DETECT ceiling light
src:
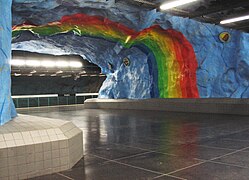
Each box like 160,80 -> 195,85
26,60 -> 41,67
160,0 -> 198,10
125,36 -> 131,44
56,61 -> 69,67
56,70 -> 63,74
41,60 -> 56,67
30,70 -> 36,74
79,71 -> 86,74
51,74 -> 57,77
14,73 -> 21,76
27,74 -> 33,77
220,15 -> 249,24
39,74 -> 46,77
69,61 -> 83,68
62,75 -> 72,78
10,59 -> 25,66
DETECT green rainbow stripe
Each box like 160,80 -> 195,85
12,13 -> 199,98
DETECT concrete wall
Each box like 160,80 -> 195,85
84,99 -> 249,116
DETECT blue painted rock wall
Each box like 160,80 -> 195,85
11,1 -> 249,99
0,0 -> 17,125
150,12 -> 249,98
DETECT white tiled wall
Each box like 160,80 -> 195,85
0,114 -> 83,180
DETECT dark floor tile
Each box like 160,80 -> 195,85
153,175 -> 186,180
118,152 -> 202,174
159,144 -> 233,160
85,143 -> 148,160
213,150 -> 249,168
18,106 -> 249,180
199,138 -> 249,150
171,162 -> 249,180
123,138 -> 168,151
30,173 -> 70,180
61,160 -> 160,180
73,154 -> 107,168
223,130 -> 249,141
197,126 -> 249,140
124,138 -> 233,160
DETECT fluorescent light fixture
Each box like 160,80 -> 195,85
26,60 -> 41,67
79,71 -> 86,74
39,74 -> 46,77
41,60 -> 56,67
125,36 -> 131,44
14,73 -> 21,76
220,15 -> 249,24
69,61 -> 83,68
51,74 -> 57,77
160,0 -> 198,10
56,61 -> 69,67
62,75 -> 72,78
56,70 -> 63,74
27,74 -> 33,77
30,70 -> 36,74
10,59 -> 25,66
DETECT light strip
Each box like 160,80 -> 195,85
14,73 -> 21,76
26,60 -> 41,67
56,61 -> 69,67
10,59 -> 83,68
220,15 -> 249,24
69,61 -> 83,68
76,93 -> 99,97
41,60 -> 56,67
12,94 -> 58,99
160,0 -> 198,10
10,59 -> 25,66
12,93 -> 98,98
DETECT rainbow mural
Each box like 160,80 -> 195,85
12,13 -> 199,98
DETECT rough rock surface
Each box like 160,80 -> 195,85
0,0 -> 17,125
11,0 -> 249,99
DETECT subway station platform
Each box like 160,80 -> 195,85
16,104 -> 249,180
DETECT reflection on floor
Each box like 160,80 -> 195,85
17,105 -> 249,180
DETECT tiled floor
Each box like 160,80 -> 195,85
17,105 -> 249,180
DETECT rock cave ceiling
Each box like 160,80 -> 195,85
12,0 -> 249,32
10,0 -> 249,99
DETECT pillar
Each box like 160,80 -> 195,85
0,0 -> 17,125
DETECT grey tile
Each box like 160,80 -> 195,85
18,106 -> 249,180
73,155 -> 106,168
124,138 -> 233,160
62,159 -> 160,180
159,144 -> 234,160
172,162 -> 249,180
199,138 -> 249,150
30,173 -> 70,180
118,152 -> 202,174
223,130 -> 249,141
213,150 -> 249,168
85,143 -> 148,160
153,175 -> 186,180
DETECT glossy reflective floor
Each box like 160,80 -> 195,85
18,105 -> 249,180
